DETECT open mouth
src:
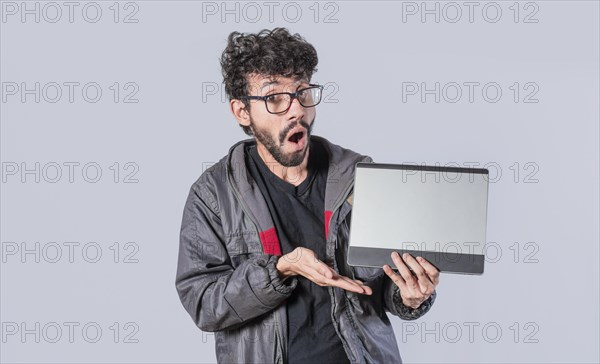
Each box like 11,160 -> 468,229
288,131 -> 305,144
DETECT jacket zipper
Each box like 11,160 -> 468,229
326,178 -> 361,363
326,157 -> 371,363
226,168 -> 288,363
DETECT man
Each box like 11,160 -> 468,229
176,28 -> 440,364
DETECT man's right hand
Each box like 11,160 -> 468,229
275,247 -> 372,295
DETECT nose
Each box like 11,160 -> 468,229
286,96 -> 305,121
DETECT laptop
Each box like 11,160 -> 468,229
347,162 -> 489,275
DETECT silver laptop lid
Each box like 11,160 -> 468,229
347,162 -> 489,274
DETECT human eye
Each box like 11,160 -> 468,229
297,87 -> 313,101
265,93 -> 285,104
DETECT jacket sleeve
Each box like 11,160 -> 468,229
382,275 -> 436,320
175,183 -> 298,332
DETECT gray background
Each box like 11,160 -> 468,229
1,1 -> 598,363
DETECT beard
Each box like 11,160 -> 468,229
249,116 -> 315,167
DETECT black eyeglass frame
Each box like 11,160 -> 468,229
238,84 -> 324,114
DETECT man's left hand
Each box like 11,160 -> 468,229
383,252 -> 440,309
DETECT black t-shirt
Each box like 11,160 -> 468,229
245,138 -> 350,364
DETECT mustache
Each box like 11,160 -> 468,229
280,119 -> 312,143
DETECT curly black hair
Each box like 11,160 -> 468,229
220,28 -> 319,136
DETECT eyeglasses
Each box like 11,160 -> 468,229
239,84 -> 324,114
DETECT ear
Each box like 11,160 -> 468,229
230,99 -> 251,128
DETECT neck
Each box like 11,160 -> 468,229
256,143 -> 310,187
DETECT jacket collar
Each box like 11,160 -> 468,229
225,134 -> 372,255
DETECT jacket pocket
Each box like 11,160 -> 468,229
223,229 -> 263,268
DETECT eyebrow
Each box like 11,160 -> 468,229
260,79 -> 280,90
259,78 -> 305,91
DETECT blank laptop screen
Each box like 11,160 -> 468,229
347,162 -> 489,274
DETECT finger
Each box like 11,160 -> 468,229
301,265 -> 330,285
402,253 -> 427,279
391,252 -> 418,290
322,267 -> 334,279
351,278 -> 373,295
352,279 -> 368,287
336,274 -> 360,288
402,253 -> 433,294
331,274 -> 369,292
302,266 -> 366,294
383,264 -> 406,290
326,275 -> 369,294
416,256 -> 441,286
337,275 -> 373,295
308,259 -> 334,279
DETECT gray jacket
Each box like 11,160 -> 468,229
176,135 -> 436,364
